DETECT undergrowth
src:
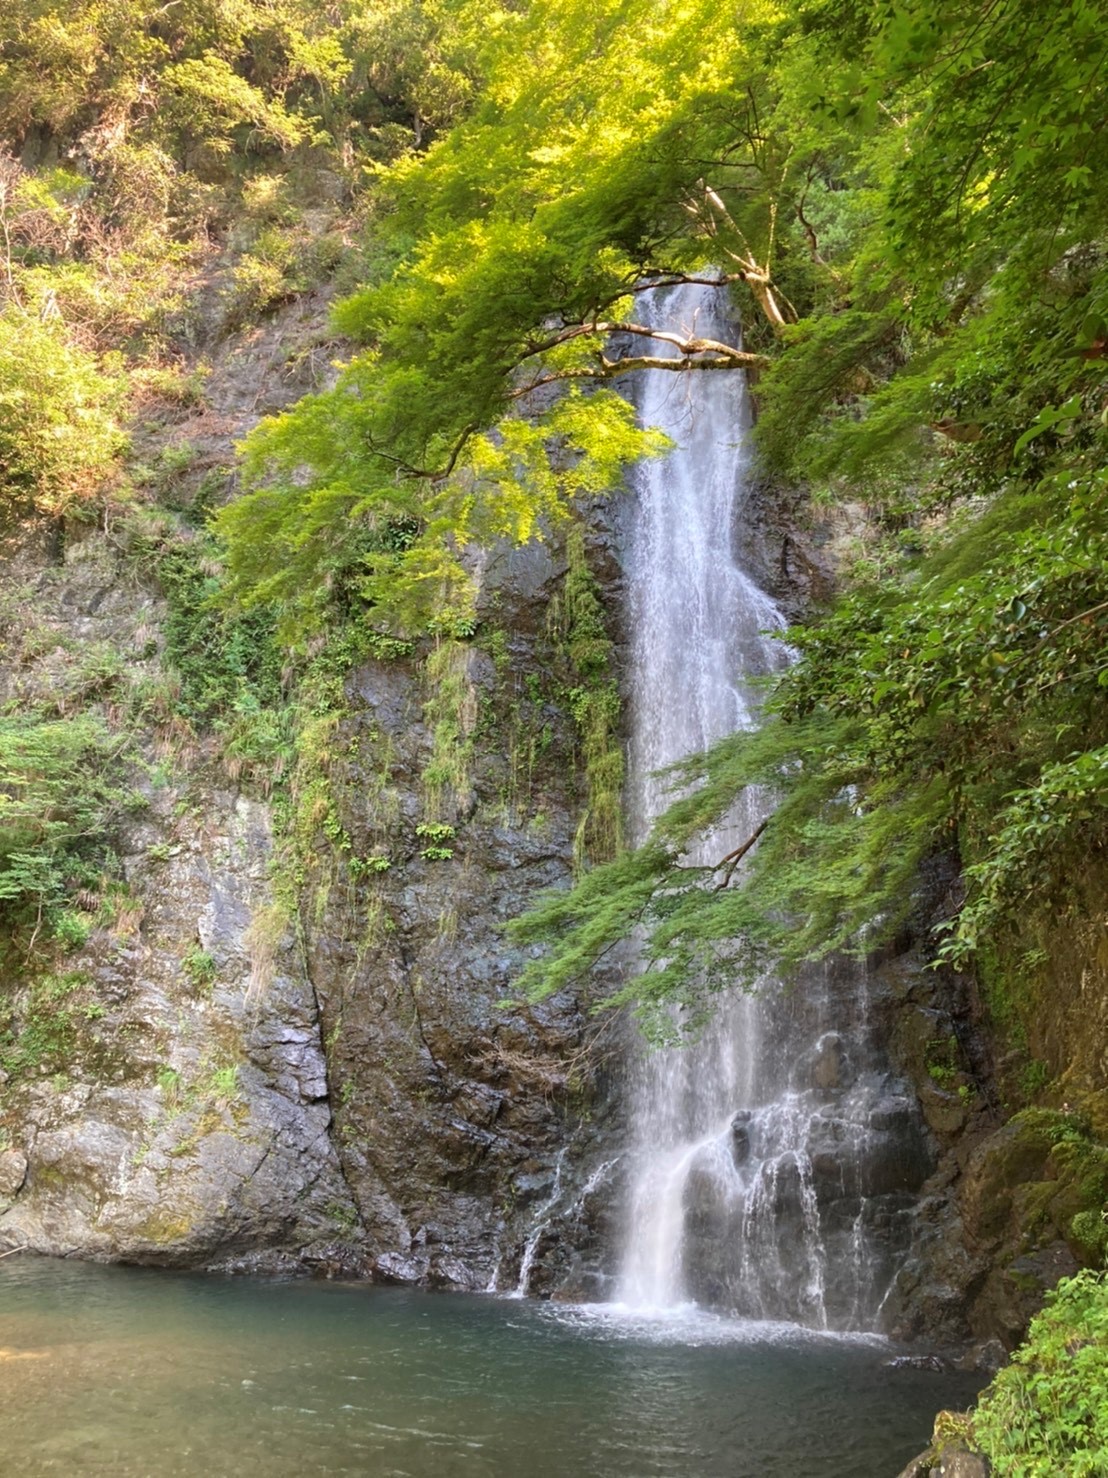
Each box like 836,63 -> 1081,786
972,1271 -> 1108,1475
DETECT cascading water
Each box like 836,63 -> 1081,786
513,1148 -> 569,1297
616,282 -> 926,1329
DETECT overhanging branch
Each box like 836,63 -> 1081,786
375,313 -> 768,483
712,818 -> 769,890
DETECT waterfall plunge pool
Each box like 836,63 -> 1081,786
2,1258 -> 983,1476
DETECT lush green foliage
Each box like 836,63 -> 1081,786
0,0 -> 493,524
156,534 -> 292,786
0,714 -> 124,930
498,0 -> 1108,1028
220,375 -> 666,640
972,1272 -> 1108,1475
0,312 -> 125,512
0,0 -> 469,948
0,0 -> 486,164
215,0 -> 789,637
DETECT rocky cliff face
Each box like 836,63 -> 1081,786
0,521 -> 355,1269
295,536 -> 623,1291
0,267 -> 620,1284
0,258 -> 367,1268
0,470 -> 1050,1347
856,863 -> 1108,1360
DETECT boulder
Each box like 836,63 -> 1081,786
0,1147 -> 28,1199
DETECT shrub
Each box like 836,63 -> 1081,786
181,945 -> 216,991
0,714 -> 124,930
0,312 -> 125,513
973,1272 -> 1108,1475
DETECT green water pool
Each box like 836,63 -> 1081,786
0,1257 -> 981,1476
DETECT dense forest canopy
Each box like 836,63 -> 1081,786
0,0 -> 1105,1036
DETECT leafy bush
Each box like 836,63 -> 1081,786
181,945 -> 216,992
152,534 -> 292,785
0,714 -> 124,929
0,312 -> 125,513
222,226 -> 306,326
52,909 -> 92,951
973,1272 -> 1108,1475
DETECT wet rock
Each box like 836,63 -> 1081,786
894,1455 -> 933,1478
729,1111 -> 752,1167
530,1153 -> 625,1300
886,1211 -> 992,1347
955,1339 -> 1007,1375
375,1250 -> 430,1284
959,1122 -> 1055,1244
474,539 -> 563,624
935,1450 -> 989,1477
300,1241 -> 373,1279
870,1098 -> 920,1135
0,276 -> 618,1290
969,1243 -> 1080,1348
919,1083 -> 970,1137
809,1033 -> 849,1090
297,527 -> 622,1295
885,1353 -> 951,1372
429,1254 -> 481,1289
733,473 -> 855,623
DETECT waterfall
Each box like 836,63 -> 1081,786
616,282 -> 923,1329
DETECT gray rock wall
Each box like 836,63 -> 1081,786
0,514 -> 620,1288
0,532 -> 355,1267
298,539 -> 622,1291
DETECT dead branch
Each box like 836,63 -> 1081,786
691,181 -> 798,331
519,317 -> 762,364
796,192 -> 827,267
510,348 -> 767,401
712,818 -> 768,890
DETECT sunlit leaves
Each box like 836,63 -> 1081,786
0,312 -> 126,513
204,0 -> 1108,1026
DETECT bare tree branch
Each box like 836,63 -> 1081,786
509,350 -> 766,402
712,818 -> 769,891
689,180 -> 798,330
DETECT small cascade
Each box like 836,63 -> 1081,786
577,1156 -> 621,1204
505,1153 -> 622,1300
484,1228 -> 506,1293
617,282 -> 925,1329
513,1149 -> 569,1297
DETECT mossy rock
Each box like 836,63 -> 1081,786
137,1208 -> 198,1245
966,1110 -> 1108,1266
1069,1207 -> 1108,1261
1011,1179 -> 1062,1246
962,1122 -> 1055,1243
1075,1088 -> 1108,1140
